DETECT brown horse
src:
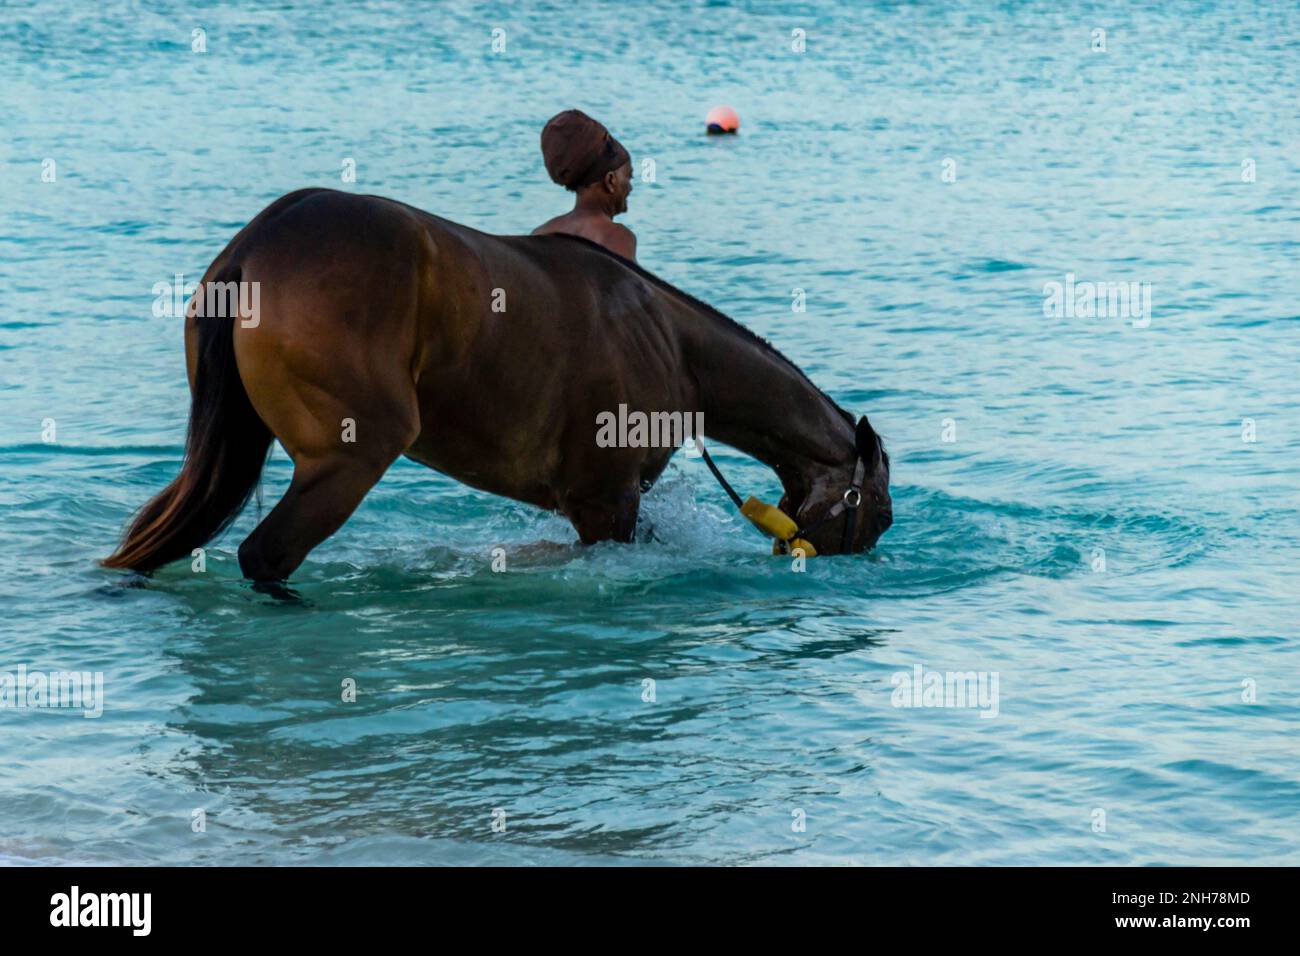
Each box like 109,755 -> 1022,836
103,188 -> 891,581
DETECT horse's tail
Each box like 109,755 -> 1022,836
102,266 -> 273,573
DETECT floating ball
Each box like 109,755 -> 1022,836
705,105 -> 740,135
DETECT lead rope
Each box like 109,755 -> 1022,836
698,442 -> 865,551
698,445 -> 744,510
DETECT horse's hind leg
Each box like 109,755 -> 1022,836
237,453 -> 395,582
230,266 -> 420,581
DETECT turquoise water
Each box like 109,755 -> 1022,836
2,1 -> 1299,865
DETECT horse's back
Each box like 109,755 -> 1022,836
199,189 -> 683,498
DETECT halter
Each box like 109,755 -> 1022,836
699,445 -> 866,556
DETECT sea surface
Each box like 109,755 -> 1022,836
1,0 -> 1298,865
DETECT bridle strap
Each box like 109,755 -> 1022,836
840,455 -> 866,551
786,455 -> 866,551
700,443 -> 865,551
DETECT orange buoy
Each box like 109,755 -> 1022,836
705,106 -> 739,135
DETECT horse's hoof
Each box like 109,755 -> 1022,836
250,579 -> 305,604
94,571 -> 150,597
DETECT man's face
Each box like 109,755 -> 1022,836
610,162 -> 633,214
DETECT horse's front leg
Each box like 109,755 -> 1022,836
560,483 -> 641,545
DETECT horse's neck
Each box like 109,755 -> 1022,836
680,309 -> 854,494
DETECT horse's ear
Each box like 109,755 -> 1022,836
855,416 -> 880,467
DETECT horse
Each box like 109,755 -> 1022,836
102,188 -> 891,582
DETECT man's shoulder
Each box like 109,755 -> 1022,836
599,221 -> 637,259
531,215 -> 569,236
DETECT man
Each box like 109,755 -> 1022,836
533,109 -> 637,260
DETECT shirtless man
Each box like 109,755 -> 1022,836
532,109 -> 637,261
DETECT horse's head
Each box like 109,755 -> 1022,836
776,416 -> 892,556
